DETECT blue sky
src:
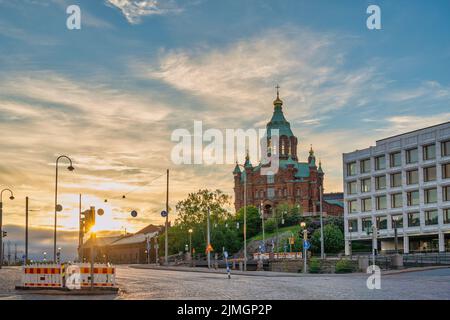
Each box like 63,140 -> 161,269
0,0 -> 449,259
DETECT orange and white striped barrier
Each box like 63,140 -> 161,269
19,263 -> 116,289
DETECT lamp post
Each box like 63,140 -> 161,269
188,228 -> 193,256
348,226 -> 353,258
300,222 -> 308,274
236,163 -> 248,271
259,202 -> 265,243
54,155 -> 75,262
0,188 -> 14,269
319,185 -> 324,259
393,216 -> 399,254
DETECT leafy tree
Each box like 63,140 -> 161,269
264,218 -> 277,233
235,205 -> 261,238
310,224 -> 344,254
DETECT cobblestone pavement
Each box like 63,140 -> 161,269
1,266 -> 449,300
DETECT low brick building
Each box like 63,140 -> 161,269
80,224 -> 163,264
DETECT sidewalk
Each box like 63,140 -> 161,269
129,264 -> 449,277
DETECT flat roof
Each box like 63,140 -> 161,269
376,121 -> 450,143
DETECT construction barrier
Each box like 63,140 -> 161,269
22,264 -> 64,288
20,263 -> 116,289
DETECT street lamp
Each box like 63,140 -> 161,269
0,188 -> 14,269
54,155 -> 75,262
188,228 -> 193,256
393,216 -> 399,254
236,163 -> 248,272
348,226 -> 353,258
300,222 -> 307,274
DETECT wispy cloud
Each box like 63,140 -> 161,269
106,0 -> 184,24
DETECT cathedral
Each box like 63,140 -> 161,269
233,89 -> 343,217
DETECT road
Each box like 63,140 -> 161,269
0,266 -> 449,300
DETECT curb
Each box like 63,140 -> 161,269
382,266 -> 450,276
129,265 -> 364,277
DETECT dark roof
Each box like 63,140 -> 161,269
136,224 -> 163,235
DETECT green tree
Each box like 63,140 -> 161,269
235,205 -> 261,238
310,224 -> 344,254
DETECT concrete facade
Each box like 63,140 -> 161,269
343,122 -> 450,254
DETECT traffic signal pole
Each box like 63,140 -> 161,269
164,169 -> 169,265
25,197 -> 29,264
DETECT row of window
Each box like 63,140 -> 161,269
347,163 -> 450,194
348,208 -> 450,233
346,140 -> 450,176
347,186 -> 450,213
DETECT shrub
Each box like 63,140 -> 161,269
308,257 -> 321,273
335,259 -> 353,273
264,218 -> 277,233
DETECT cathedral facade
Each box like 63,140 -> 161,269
233,90 -> 343,217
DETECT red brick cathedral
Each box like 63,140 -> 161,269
233,89 -> 343,217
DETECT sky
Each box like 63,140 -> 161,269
0,0 -> 449,260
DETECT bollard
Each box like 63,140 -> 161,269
239,261 -> 243,271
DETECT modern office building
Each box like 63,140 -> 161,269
343,122 -> 450,254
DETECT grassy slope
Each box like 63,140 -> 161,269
249,225 -> 301,242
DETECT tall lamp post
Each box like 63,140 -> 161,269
54,155 -> 75,262
300,222 -> 308,274
0,188 -> 14,269
235,163 -> 248,271
348,226 -> 353,258
188,228 -> 193,257
393,216 -> 399,254
319,185 -> 324,259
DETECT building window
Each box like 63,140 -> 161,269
362,198 -> 372,212
347,162 -> 357,176
255,191 -> 258,199
443,186 -> 450,202
347,200 -> 359,214
390,151 -> 401,167
425,210 -> 438,226
390,172 -> 402,188
375,155 -> 386,170
424,188 -> 437,204
423,166 -> 436,182
361,178 -> 371,193
442,140 -> 450,157
362,218 -> 372,232
267,188 -> 274,199
267,175 -> 274,184
348,219 -> 358,232
406,169 -> 419,185
406,148 -> 418,164
407,190 -> 420,206
442,163 -> 450,179
408,212 -> 420,227
391,193 -> 403,208
376,195 -> 387,210
444,209 -> 450,224
347,181 -> 357,194
423,144 -> 436,161
376,216 -> 387,230
375,175 -> 386,190
391,214 -> 403,228
360,159 -> 371,174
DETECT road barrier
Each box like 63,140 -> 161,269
19,263 -> 116,289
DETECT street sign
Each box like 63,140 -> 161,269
303,240 -> 311,250
206,243 -> 214,253
161,210 -> 168,218
131,210 -> 138,217
224,251 -> 228,259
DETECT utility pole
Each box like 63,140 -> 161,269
14,243 -> 17,265
78,194 -> 83,262
207,207 -> 211,269
319,185 -> 324,259
164,169 -> 169,265
243,174 -> 247,272
25,197 -> 29,263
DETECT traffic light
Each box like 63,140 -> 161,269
81,207 -> 96,233
2,231 -> 6,238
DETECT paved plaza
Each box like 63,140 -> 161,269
0,266 -> 449,300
